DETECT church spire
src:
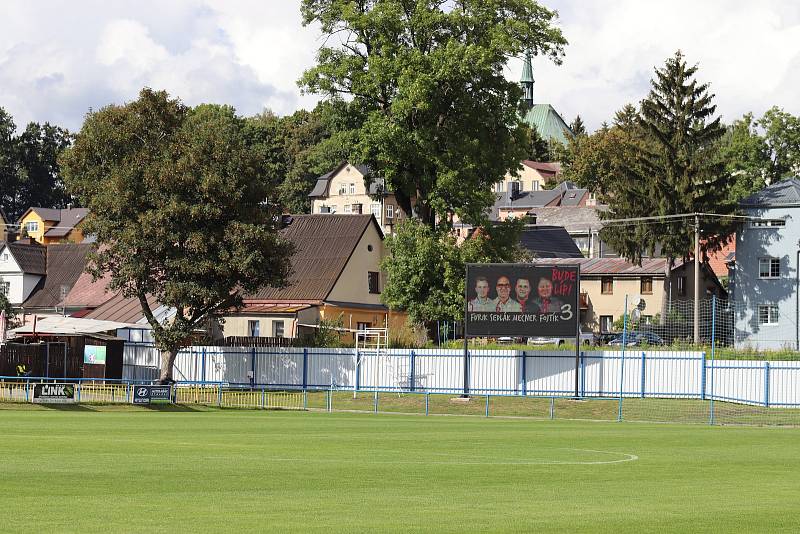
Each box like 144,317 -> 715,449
520,52 -> 534,108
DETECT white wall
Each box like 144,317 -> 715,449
122,345 -> 800,408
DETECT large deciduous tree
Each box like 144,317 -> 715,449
758,106 -> 800,181
381,219 -> 526,325
61,89 -> 294,382
300,0 -> 567,227
0,108 -> 72,220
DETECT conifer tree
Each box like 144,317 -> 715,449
569,115 -> 587,136
598,51 -> 733,265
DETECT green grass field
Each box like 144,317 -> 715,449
2,404 -> 799,533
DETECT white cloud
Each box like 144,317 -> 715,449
0,0 -> 798,133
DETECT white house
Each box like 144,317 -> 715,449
0,241 -> 47,305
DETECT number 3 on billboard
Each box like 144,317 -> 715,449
560,304 -> 573,321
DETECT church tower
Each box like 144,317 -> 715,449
520,52 -> 534,109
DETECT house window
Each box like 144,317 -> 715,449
677,276 -> 686,297
510,181 -> 521,198
319,205 -> 331,214
370,203 -> 381,218
343,204 -> 352,214
0,280 -> 9,296
758,305 -> 779,325
759,257 -> 781,278
601,277 -> 613,295
368,271 -> 380,294
349,183 -> 356,194
531,181 -> 540,191
26,221 -> 39,233
352,203 -> 362,214
386,205 -> 394,219
1,253 -> 8,261
496,182 -> 504,192
338,183 -> 347,195
641,277 -> 653,295
272,320 -> 285,338
600,315 -> 613,333
248,320 -> 260,337
357,322 -> 371,330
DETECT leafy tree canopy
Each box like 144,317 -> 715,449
300,0 -> 567,227
61,88 -> 294,382
0,107 -> 72,220
245,101 -> 358,214
380,218 -> 527,325
758,106 -> 800,181
717,113 -> 770,202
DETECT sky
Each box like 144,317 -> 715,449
1,0 -> 799,133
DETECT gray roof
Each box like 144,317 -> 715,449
4,241 -> 47,275
527,206 -> 607,233
741,178 -> 800,207
308,162 -> 388,198
22,244 -> 93,308
519,226 -> 584,258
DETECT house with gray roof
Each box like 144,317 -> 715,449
308,162 -> 405,235
0,240 -> 92,314
731,178 -> 800,349
18,207 -> 89,245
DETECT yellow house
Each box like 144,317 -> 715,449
224,214 -> 408,343
530,257 -> 726,333
18,207 -> 88,245
308,162 -> 408,235
0,209 -> 8,242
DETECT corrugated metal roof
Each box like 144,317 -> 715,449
83,292 -> 161,324
521,104 -> 574,145
247,214 -> 378,301
238,303 -> 314,314
740,178 -> 800,207
63,270 -> 114,308
11,316 -> 137,335
7,242 -> 47,275
528,257 -> 672,277
22,243 -> 93,308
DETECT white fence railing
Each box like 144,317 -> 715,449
123,345 -> 800,407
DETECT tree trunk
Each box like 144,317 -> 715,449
157,348 -> 178,384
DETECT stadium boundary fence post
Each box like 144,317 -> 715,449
618,295 -> 628,423
549,397 -> 554,419
374,390 -> 378,413
709,295 -> 716,425
302,348 -> 308,391
425,392 -> 429,416
520,351 -> 527,396
764,361 -> 770,408
485,395 -> 490,417
640,351 -> 646,398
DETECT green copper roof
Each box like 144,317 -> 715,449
522,104 -> 574,145
520,53 -> 534,84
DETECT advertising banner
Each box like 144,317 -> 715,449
32,383 -> 76,404
465,263 -> 579,337
84,345 -> 107,365
133,385 -> 172,404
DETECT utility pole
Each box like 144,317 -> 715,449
694,213 -> 700,345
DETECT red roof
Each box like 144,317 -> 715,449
522,160 -> 561,174
63,270 -> 114,308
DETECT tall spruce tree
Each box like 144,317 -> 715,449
569,115 -> 587,136
598,51 -> 733,266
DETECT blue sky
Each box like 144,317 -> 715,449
1,0 -> 799,132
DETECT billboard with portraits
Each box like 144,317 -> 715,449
465,263 -> 579,337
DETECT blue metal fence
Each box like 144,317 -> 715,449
120,344 -> 800,408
